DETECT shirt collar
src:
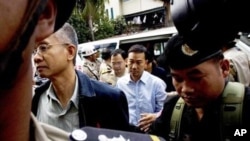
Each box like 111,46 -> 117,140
140,71 -> 149,84
45,75 -> 79,109
71,75 -> 79,109
127,71 -> 148,84
46,84 -> 56,101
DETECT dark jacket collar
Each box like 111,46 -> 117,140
35,70 -> 96,98
75,70 -> 96,97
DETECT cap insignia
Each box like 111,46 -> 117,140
181,44 -> 198,56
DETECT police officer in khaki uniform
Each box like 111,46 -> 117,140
99,48 -> 112,76
99,48 -> 116,85
100,70 -> 117,86
80,45 -> 100,80
222,41 -> 250,86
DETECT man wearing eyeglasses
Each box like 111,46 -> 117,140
32,23 -> 130,133
100,49 -> 129,86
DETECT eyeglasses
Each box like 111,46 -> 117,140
112,62 -> 123,66
33,43 -> 69,55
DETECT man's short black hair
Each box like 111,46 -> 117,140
101,48 -> 112,60
128,44 -> 147,57
145,51 -> 154,63
111,49 -> 127,60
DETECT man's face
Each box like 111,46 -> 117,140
92,52 -> 98,61
87,52 -> 98,62
95,50 -> 100,58
127,52 -> 147,81
170,59 -> 229,107
0,1 -> 27,52
111,54 -> 127,77
33,34 -> 70,79
0,0 -> 58,89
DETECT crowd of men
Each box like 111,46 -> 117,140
1,0 -> 250,141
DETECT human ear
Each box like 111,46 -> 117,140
67,45 -> 76,61
34,0 -> 57,42
124,58 -> 128,67
220,59 -> 230,77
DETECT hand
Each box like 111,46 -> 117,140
138,113 -> 158,132
168,91 -> 178,96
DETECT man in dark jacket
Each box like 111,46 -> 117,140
145,51 -> 175,92
149,34 -> 250,141
32,23 -> 129,132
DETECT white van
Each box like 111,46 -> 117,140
78,26 -> 178,58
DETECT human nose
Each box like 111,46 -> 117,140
33,52 -> 43,63
114,65 -> 120,70
131,63 -> 138,69
181,81 -> 194,94
113,63 -> 120,67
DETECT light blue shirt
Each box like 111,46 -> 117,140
116,71 -> 167,126
37,75 -> 79,132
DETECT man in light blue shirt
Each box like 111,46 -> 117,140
116,44 -> 167,133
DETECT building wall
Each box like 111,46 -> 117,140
122,0 -> 163,15
105,0 -> 122,19
105,0 -> 163,19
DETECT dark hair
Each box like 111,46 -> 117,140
111,49 -> 127,60
224,41 -> 236,50
55,23 -> 78,65
211,52 -> 224,63
128,44 -> 147,55
145,51 -> 154,63
101,48 -> 112,60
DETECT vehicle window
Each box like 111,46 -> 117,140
78,26 -> 177,59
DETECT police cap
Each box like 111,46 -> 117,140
54,0 -> 78,31
170,0 -> 250,50
165,34 -> 222,69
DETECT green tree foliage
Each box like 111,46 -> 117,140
68,0 -> 128,43
68,9 -> 91,43
94,17 -> 115,40
111,16 -> 127,35
77,0 -> 109,40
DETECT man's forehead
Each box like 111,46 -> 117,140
112,53 -> 122,58
111,58 -> 123,62
171,61 -> 209,76
171,69 -> 202,78
128,52 -> 145,58
128,57 -> 144,61
40,34 -> 58,44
